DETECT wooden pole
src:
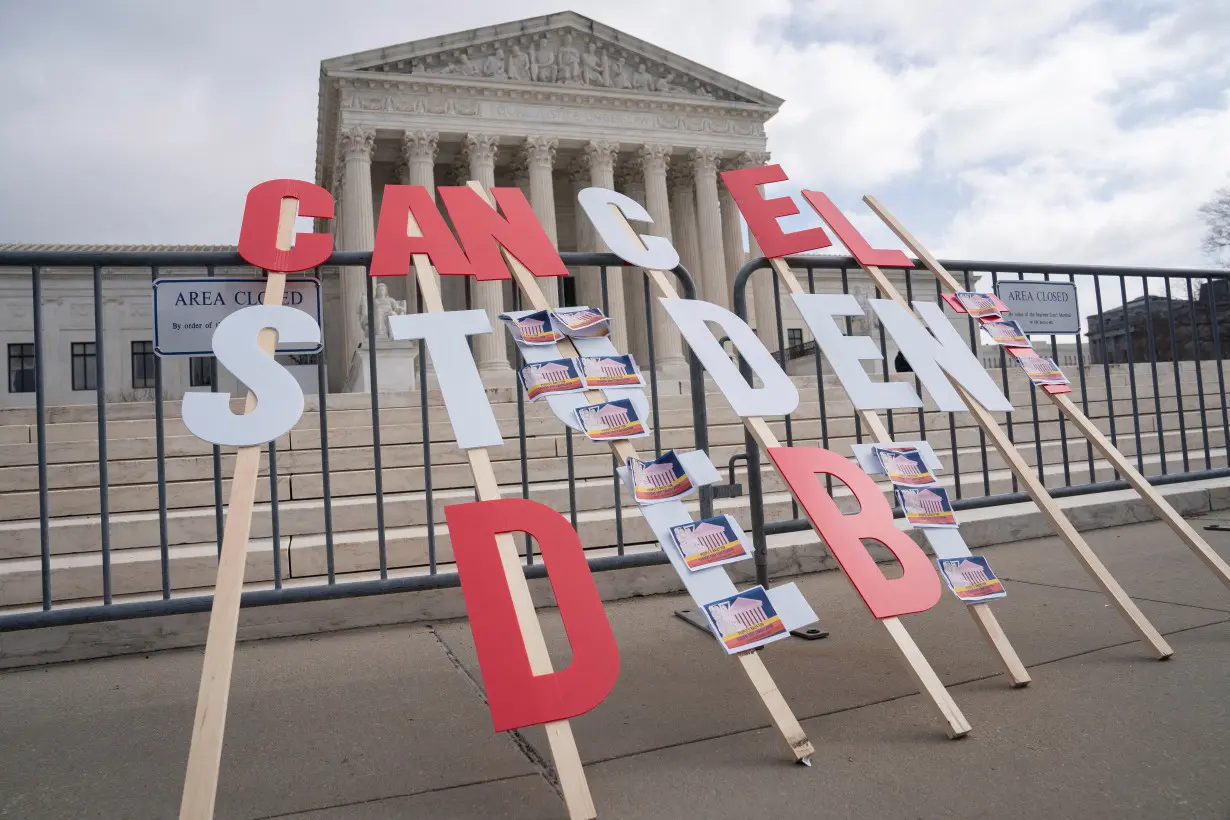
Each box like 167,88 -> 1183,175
762,257 -> 1030,687
179,197 -> 298,820
408,204 -> 597,819
467,184 -> 817,765
857,195 -> 1175,658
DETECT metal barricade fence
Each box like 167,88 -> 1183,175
733,255 -> 1230,589
0,250 -> 711,631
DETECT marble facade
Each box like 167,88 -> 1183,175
315,11 -> 783,390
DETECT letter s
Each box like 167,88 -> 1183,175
182,305 -> 320,446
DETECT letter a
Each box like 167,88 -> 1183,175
445,498 -> 620,732
767,447 -> 940,618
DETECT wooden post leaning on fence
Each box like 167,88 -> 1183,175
467,182 -> 818,765
403,199 -> 598,820
852,195 -> 1175,658
179,197 -> 297,820
865,196 -> 1230,595
761,254 -> 1031,689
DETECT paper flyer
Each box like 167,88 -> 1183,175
954,291 -> 1008,320
499,310 -> 563,345
1014,352 -> 1069,386
580,354 -> 644,389
668,514 -> 752,571
897,486 -> 958,528
551,306 -> 611,338
701,585 -> 790,654
873,445 -> 938,487
938,556 -> 1007,603
575,398 -> 649,441
627,450 -> 694,504
519,358 -> 585,401
980,319 -> 1031,348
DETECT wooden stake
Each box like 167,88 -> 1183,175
859,196 -> 1175,658
466,183 -> 816,766
763,258 -> 1030,689
179,197 -> 298,820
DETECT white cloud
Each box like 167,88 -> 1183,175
0,0 -> 1226,269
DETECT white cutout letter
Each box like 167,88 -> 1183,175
871,299 -> 1014,413
389,310 -> 503,449
183,305 -> 319,446
661,298 -> 798,417
792,293 -> 922,410
579,187 -> 680,271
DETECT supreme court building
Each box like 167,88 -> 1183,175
0,11 -> 836,408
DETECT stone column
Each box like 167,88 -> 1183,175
399,130 -> 439,312
463,133 -> 511,380
580,140 -> 626,351
615,161 -> 648,364
639,144 -> 687,375
719,160 -> 748,312
338,127 -> 376,380
737,152 -> 779,349
691,148 -> 727,309
522,137 -> 561,308
668,164 -> 702,296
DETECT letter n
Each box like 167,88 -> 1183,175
767,447 -> 940,618
444,498 -> 620,731
438,186 -> 570,281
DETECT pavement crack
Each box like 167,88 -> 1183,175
1001,576 -> 1230,614
425,624 -> 565,803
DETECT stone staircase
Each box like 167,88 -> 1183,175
0,361 -> 1226,612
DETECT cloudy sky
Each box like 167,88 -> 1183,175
1,0 -> 1227,270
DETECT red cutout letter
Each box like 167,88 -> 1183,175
801,191 -> 912,269
238,179 -> 335,273
371,185 -> 474,278
438,186 -> 570,281
445,498 -> 620,732
720,164 -> 833,257
767,447 -> 940,618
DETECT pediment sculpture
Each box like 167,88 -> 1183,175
366,29 -> 738,101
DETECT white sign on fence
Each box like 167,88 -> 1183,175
152,277 -> 323,356
993,280 -> 1080,335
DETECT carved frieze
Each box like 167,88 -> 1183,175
360,27 -> 744,102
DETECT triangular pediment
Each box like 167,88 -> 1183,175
321,11 -> 781,107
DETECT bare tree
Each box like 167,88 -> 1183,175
1199,186 -> 1230,268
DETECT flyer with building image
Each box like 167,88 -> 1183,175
701,585 -> 789,654
668,514 -> 752,571
938,556 -> 1007,603
580,354 -> 644,388
626,450 -> 694,504
954,291 -> 1009,320
551,306 -> 610,338
575,398 -> 649,441
897,486 -> 958,528
980,319 -> 1031,348
1014,352 -> 1069,386
499,310 -> 563,344
519,358 -> 585,401
873,445 -> 938,487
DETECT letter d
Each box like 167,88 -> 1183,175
182,305 -> 319,446
445,498 -> 620,732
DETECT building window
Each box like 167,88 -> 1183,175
787,328 -> 803,350
71,342 -> 97,391
7,343 -> 36,393
189,356 -> 212,388
131,341 -> 155,389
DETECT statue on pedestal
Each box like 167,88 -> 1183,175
359,281 -> 408,342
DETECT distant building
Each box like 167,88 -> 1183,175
1085,280 -> 1230,365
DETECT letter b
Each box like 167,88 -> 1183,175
768,447 -> 940,618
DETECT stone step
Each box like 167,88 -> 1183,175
0,421 -> 1220,567
0,404 -> 1211,521
2,443 -> 1219,607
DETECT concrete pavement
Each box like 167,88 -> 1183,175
2,514 -> 1228,819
